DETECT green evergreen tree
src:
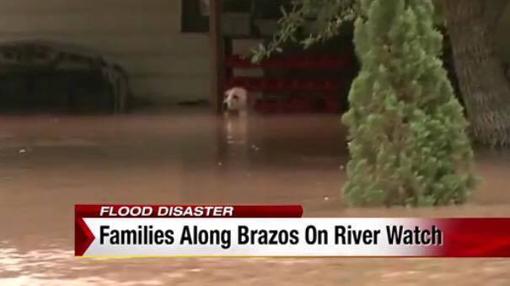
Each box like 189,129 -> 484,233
342,0 -> 476,206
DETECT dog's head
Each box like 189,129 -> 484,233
223,87 -> 248,112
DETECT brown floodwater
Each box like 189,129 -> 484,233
0,109 -> 509,285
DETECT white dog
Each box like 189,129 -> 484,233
223,87 -> 249,116
220,87 -> 263,169
222,87 -> 250,148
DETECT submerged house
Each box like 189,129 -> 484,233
0,0 -> 509,113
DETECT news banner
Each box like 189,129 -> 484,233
75,205 -> 510,257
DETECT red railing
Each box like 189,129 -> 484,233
224,53 -> 353,113
225,54 -> 353,69
226,77 -> 344,93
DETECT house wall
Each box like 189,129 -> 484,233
497,4 -> 510,63
0,0 -> 211,105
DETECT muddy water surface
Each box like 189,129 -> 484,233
0,111 -> 509,285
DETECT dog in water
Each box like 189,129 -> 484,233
222,87 -> 251,146
222,87 -> 250,117
220,87 -> 262,169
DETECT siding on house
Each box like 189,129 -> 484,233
0,0 -> 212,105
497,4 -> 510,63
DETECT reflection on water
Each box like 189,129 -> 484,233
1,111 -> 510,285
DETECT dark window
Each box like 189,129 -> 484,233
181,0 -> 210,33
180,0 -> 290,34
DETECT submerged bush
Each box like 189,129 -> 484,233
342,0 -> 476,207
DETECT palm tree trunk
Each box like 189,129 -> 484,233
443,0 -> 510,146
